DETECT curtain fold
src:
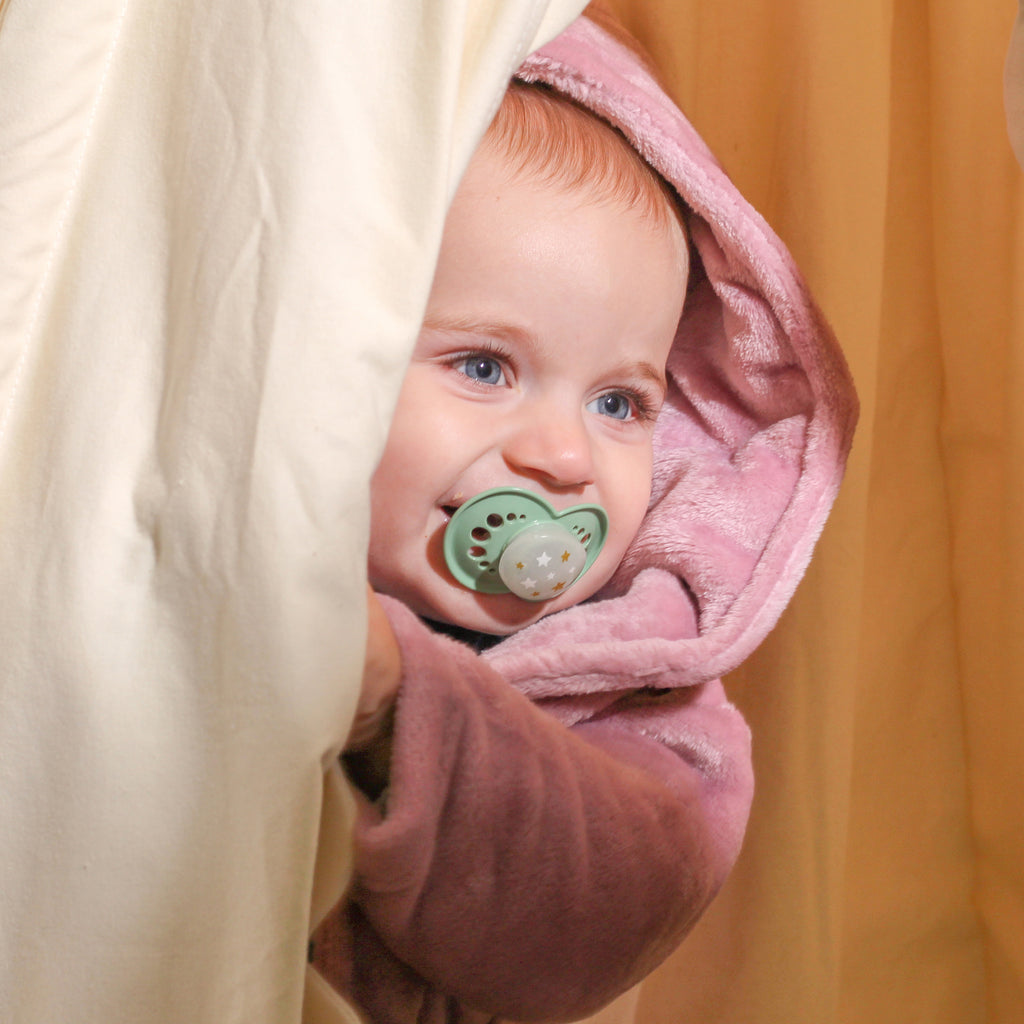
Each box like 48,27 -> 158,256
587,2 -> 1024,1021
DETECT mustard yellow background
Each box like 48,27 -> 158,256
584,1 -> 1024,1021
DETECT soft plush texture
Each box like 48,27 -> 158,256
494,16 -> 858,692
310,12 -> 857,1024
315,599 -> 752,1022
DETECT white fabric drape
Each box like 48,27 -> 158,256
0,2 -> 584,1020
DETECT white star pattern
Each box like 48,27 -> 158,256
494,519 -> 597,601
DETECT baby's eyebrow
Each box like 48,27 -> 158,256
424,314 -> 668,391
620,360 -> 668,392
422,314 -> 531,346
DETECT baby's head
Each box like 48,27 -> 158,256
369,81 -> 689,635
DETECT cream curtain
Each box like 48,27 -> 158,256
577,1 -> 1024,1022
0,2 -> 585,1020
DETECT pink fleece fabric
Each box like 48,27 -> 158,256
311,14 -> 857,1024
493,18 -> 857,691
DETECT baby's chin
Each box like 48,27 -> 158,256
374,573 -> 592,638
410,586 -> 561,637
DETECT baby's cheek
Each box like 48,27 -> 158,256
615,455 -> 655,544
559,545 -> 624,610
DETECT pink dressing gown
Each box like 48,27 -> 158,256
310,13 -> 858,1023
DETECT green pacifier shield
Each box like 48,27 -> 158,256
443,487 -> 608,602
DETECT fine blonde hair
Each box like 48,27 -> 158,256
483,80 -> 685,235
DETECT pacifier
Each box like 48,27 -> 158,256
443,487 -> 608,602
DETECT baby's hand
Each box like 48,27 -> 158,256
344,584 -> 402,752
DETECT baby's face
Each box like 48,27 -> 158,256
369,141 -> 688,634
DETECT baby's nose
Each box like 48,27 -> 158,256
503,404 -> 595,490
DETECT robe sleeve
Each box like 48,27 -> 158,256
312,595 -> 753,1023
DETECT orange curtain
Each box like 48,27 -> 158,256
584,1 -> 1024,1021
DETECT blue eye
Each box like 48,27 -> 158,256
587,392 -> 634,421
458,355 -> 506,386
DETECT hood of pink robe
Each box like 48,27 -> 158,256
485,15 -> 858,695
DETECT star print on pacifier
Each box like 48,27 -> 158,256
443,487 -> 608,602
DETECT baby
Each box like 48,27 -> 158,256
367,82 -> 688,640
311,10 -> 856,1024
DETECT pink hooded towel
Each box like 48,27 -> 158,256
310,12 -> 858,1023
